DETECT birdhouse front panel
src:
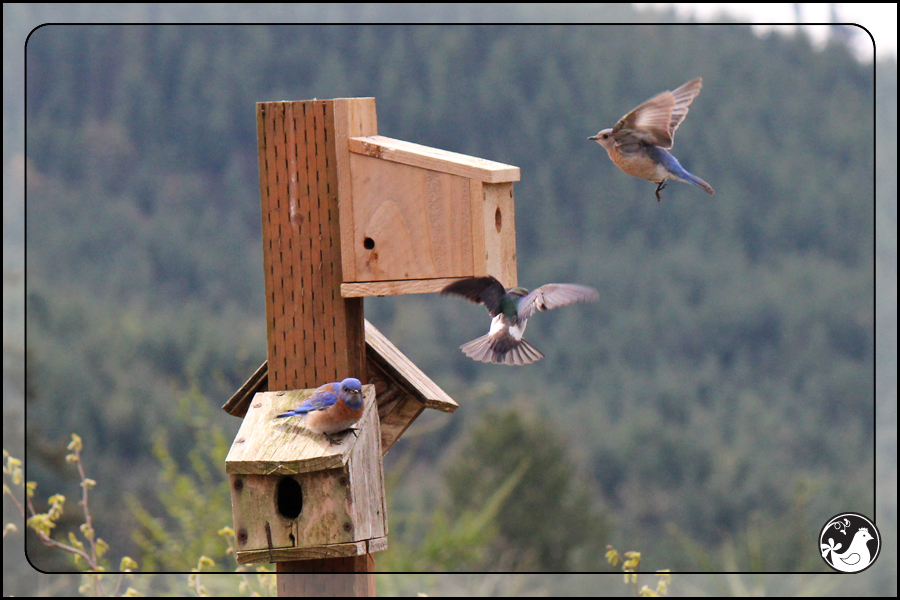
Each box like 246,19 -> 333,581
230,469 -> 355,553
349,154 -> 475,282
340,135 -> 519,297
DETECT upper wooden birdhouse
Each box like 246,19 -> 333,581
339,134 -> 520,298
226,384 -> 386,564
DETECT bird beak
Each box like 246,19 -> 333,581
588,134 -> 599,140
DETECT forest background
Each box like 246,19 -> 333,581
4,4 -> 896,597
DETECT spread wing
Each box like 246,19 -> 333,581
517,284 -> 599,321
611,78 -> 703,149
441,276 -> 508,317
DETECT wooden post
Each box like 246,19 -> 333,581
256,98 -> 377,595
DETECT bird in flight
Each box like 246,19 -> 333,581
589,77 -> 714,201
442,276 -> 599,366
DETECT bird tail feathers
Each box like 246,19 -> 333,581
275,409 -> 304,419
460,333 -> 545,366
682,171 -> 714,194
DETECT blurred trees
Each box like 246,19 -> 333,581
444,407 -> 610,571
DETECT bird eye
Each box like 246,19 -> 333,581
602,133 -> 609,139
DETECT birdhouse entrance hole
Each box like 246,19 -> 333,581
277,476 -> 303,520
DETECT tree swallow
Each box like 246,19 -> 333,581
442,276 -> 599,366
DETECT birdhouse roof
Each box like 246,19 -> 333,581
349,135 -> 520,183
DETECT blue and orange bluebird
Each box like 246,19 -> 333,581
275,378 -> 364,444
589,77 -> 714,201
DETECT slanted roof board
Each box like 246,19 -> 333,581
349,135 -> 520,184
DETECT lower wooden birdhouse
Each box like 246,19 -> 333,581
225,384 -> 387,564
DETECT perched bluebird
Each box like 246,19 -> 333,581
275,377 -> 364,444
589,77 -> 714,201
442,276 -> 600,366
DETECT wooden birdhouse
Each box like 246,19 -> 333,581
226,385 -> 386,563
339,131 -> 520,298
224,97 -> 517,581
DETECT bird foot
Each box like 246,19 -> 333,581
323,428 -> 360,445
323,432 -> 343,445
655,180 -> 667,202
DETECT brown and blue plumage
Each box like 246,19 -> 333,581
275,378 -> 364,444
589,78 -> 714,201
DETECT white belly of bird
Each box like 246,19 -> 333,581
488,314 -> 527,340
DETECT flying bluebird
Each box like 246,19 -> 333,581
589,77 -> 714,201
275,377 -> 364,444
442,276 -> 600,366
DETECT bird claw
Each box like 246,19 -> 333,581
655,180 -> 667,202
324,428 -> 359,445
